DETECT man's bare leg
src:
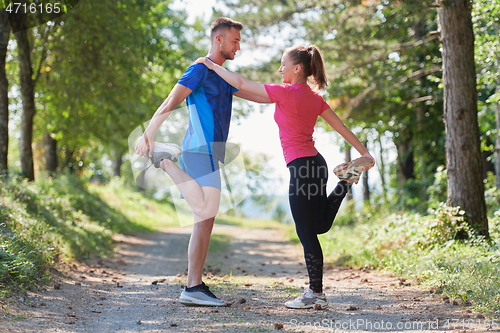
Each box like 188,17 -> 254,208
159,159 -> 222,289
160,159 -> 220,219
186,215 -> 215,287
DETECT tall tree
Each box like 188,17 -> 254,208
438,0 -> 488,236
39,0 -> 204,175
13,21 -> 57,180
0,9 -> 8,177
14,17 -> 35,180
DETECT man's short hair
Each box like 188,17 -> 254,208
210,17 -> 243,39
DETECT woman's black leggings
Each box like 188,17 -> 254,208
287,153 -> 351,294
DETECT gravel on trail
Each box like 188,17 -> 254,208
2,224 -> 498,333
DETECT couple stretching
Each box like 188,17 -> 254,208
135,17 -> 375,309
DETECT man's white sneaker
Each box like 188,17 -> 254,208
284,288 -> 328,309
333,156 -> 374,184
179,282 -> 225,307
150,142 -> 182,167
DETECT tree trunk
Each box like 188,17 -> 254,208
344,146 -> 352,201
62,147 -> 75,173
15,26 -> 36,181
438,0 -> 488,237
43,131 -> 58,176
377,135 -> 388,202
362,141 -> 370,203
496,86 -> 500,189
0,12 -> 9,177
395,134 -> 414,182
113,151 -> 123,177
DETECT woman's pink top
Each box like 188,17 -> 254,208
264,83 -> 330,164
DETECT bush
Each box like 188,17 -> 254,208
0,225 -> 51,292
425,203 -> 473,246
321,204 -> 500,317
427,165 -> 448,208
0,174 -> 178,293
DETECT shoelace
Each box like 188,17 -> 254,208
199,284 -> 218,299
294,289 -> 314,301
185,282 -> 219,299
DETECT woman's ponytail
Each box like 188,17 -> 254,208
308,45 -> 327,90
285,45 -> 328,90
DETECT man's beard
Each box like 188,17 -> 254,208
220,47 -> 234,60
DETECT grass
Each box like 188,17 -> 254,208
208,233 -> 232,253
0,307 -> 26,322
0,174 -> 179,294
89,177 -> 180,231
319,205 -> 500,318
215,215 -> 287,230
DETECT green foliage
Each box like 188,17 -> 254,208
0,174 -> 178,292
472,0 -> 500,179
390,177 -> 431,213
271,203 -> 291,224
215,214 -> 285,230
329,199 -> 363,227
15,0 -> 206,174
320,204 -> 500,316
427,165 -> 448,207
239,151 -> 281,216
0,223 -> 51,291
208,234 -> 231,253
426,203 -> 473,244
419,243 -> 500,314
473,0 -> 500,104
485,187 -> 500,216
89,176 -> 180,231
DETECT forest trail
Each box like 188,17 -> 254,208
2,223 -> 497,333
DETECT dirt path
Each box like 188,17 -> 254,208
2,224 -> 498,333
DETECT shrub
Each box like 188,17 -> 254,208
424,203 -> 473,246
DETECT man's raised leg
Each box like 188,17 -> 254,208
160,159 -> 220,220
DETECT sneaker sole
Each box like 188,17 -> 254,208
284,303 -> 328,309
334,157 -> 373,172
179,296 -> 225,307
151,143 -> 182,166
152,152 -> 178,167
333,156 -> 373,183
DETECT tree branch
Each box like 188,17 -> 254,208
33,24 -> 55,84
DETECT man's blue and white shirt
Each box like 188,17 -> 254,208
178,63 -> 238,163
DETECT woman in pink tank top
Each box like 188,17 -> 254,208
195,45 -> 374,309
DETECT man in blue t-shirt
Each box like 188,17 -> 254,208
135,17 -> 268,307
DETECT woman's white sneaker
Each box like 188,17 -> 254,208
284,288 -> 328,309
333,156 -> 374,184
